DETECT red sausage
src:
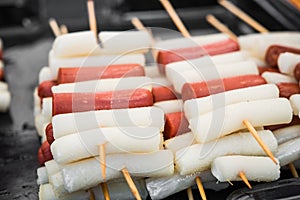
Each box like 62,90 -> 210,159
182,75 -> 266,101
52,88 -> 153,116
41,141 -> 53,162
157,39 -> 239,74
265,45 -> 300,67
293,63 -> 300,81
38,80 -> 57,98
152,86 -> 178,102
46,123 -> 54,144
164,112 -> 190,139
258,66 -> 279,75
265,116 -> 300,131
0,68 -> 3,81
38,147 -> 45,166
276,82 -> 300,99
57,64 -> 145,84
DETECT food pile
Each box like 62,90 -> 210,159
33,28 -> 300,200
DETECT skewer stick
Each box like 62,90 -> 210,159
223,0 -> 300,173
187,187 -> 194,200
99,144 -> 110,199
48,18 -> 61,37
195,176 -> 207,200
87,0 -> 99,42
226,179 -> 234,186
243,120 -> 277,164
159,0 -> 191,38
288,163 -> 299,178
89,189 -> 95,200
131,17 -> 147,31
60,24 -> 68,34
206,14 -> 238,42
289,0 -> 300,10
101,182 -> 111,200
238,171 -> 252,189
218,0 -> 269,33
99,144 -> 106,180
131,17 -> 157,59
131,17 -> 155,42
121,168 -> 142,200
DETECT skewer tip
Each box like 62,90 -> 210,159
288,163 -> 299,178
122,168 -> 142,200
195,176 -> 207,200
239,171 -> 252,189
243,119 -> 278,165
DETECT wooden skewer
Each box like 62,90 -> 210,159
101,182 -> 111,200
195,176 -> 207,200
131,17 -> 155,42
131,17 -> 147,31
288,163 -> 299,178
99,144 -> 110,199
218,0 -> 269,33
243,120 -> 277,164
289,0 -> 300,10
89,189 -> 95,200
87,0 -> 99,42
159,0 -> 191,38
48,18 -> 61,37
239,171 -> 252,189
131,17 -> 157,59
224,1 -> 300,174
206,14 -> 238,42
122,168 -> 142,200
186,187 -> 194,200
226,179 -> 234,186
60,24 -> 68,35
99,144 -> 106,180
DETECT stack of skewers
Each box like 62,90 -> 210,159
33,0 -> 300,199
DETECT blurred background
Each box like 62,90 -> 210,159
0,0 -> 300,47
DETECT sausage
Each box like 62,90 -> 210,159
38,147 -> 45,166
265,45 -> 300,67
152,86 -> 178,102
46,123 -> 54,144
293,63 -> 300,80
38,80 -> 57,98
265,116 -> 300,131
276,82 -> 300,98
0,68 -> 3,81
57,64 -> 145,84
181,75 -> 267,101
52,88 -> 153,116
258,66 -> 279,75
41,141 -> 53,162
157,39 -> 239,74
164,112 -> 190,140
